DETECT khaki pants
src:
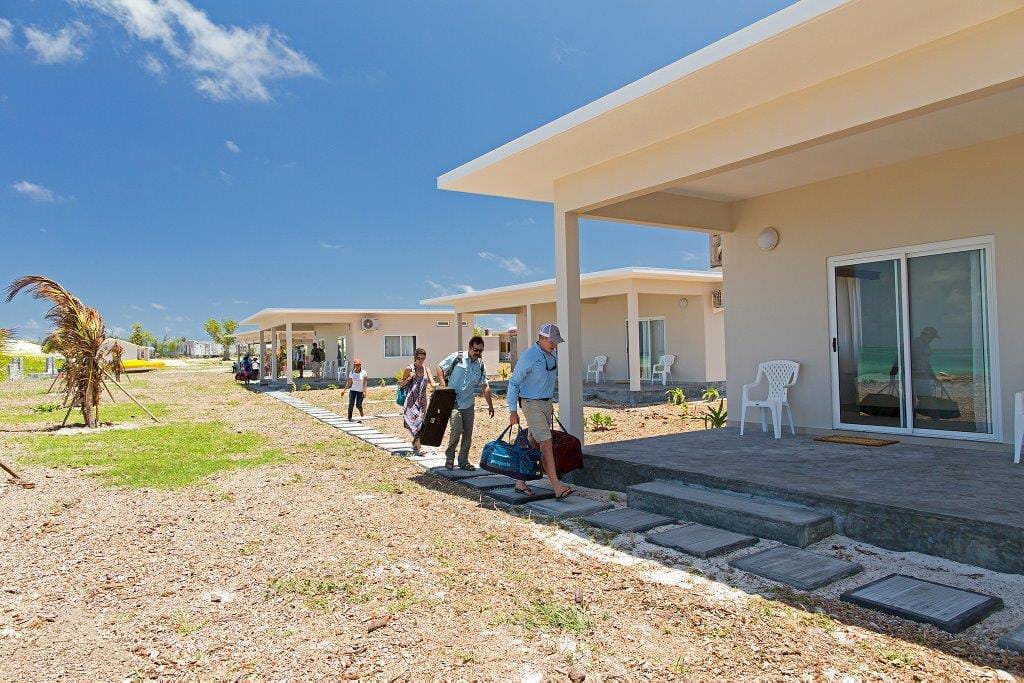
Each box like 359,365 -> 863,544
445,407 -> 475,466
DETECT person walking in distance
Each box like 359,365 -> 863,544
507,324 -> 574,498
437,336 -> 494,470
342,358 -> 368,421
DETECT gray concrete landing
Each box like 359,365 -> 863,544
581,508 -> 676,533
645,523 -> 758,559
429,466 -> 487,480
998,623 -> 1024,654
729,546 -> 863,590
574,429 -> 1024,574
841,574 -> 1003,634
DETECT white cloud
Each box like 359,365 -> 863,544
164,314 -> 189,322
75,0 -> 319,102
108,325 -> 127,337
129,304 -> 143,311
680,250 -> 700,262
478,251 -> 530,275
551,36 -> 584,64
504,217 -> 537,228
0,18 -> 14,48
426,281 -> 475,296
224,139 -> 240,153
150,302 -> 166,310
24,22 -> 91,64
140,52 -> 165,75
11,180 -> 58,202
230,298 -> 249,305
317,240 -> 344,250
218,169 -> 232,184
19,319 -> 41,331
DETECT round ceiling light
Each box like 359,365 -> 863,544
758,227 -> 780,251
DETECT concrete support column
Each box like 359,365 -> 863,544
271,328 -> 279,380
525,304 -> 534,344
554,209 -> 584,441
627,290 -> 641,392
456,313 -> 464,353
259,330 -> 267,384
285,322 -> 294,388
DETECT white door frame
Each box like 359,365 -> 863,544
625,316 -> 667,382
827,235 -> 1000,443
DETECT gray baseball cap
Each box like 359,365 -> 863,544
538,323 -> 565,344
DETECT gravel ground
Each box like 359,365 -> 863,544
1,368 -> 1022,681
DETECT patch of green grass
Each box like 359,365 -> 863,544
799,611 -> 835,632
879,648 -> 916,669
356,481 -> 403,494
18,422 -> 287,489
389,585 -> 419,613
0,401 -> 170,426
172,610 -> 203,636
239,540 -> 261,557
304,595 -> 336,613
269,576 -> 344,597
513,599 -> 592,635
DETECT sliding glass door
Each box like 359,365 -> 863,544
828,238 -> 998,440
626,318 -> 666,381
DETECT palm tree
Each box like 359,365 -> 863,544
0,327 -> 11,349
5,276 -> 111,427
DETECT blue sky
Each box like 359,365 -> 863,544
1,0 -> 791,340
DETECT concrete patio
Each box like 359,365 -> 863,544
569,428 -> 1024,574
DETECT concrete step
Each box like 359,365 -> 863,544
627,480 -> 834,548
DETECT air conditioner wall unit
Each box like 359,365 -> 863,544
360,317 -> 380,332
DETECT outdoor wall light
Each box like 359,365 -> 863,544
678,298 -> 689,309
757,227 -> 780,251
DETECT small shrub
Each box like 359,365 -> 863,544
665,387 -> 686,406
589,412 -> 614,431
498,365 -> 510,380
701,387 -> 721,402
34,402 -> 62,413
299,383 -> 312,391
394,369 -> 405,382
703,400 -> 728,429
378,377 -> 387,387
325,383 -> 338,390
514,600 -> 592,635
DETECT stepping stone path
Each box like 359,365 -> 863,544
525,497 -> 614,520
646,523 -> 758,559
459,475 -> 518,491
841,574 -> 1003,633
581,508 -> 676,533
486,487 -> 556,505
429,466 -> 488,480
729,546 -> 863,590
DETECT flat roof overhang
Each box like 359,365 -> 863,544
421,267 -> 722,314
240,308 -> 454,328
438,0 -> 1024,212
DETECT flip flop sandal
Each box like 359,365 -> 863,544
515,485 -> 535,496
445,463 -> 455,470
459,464 -> 477,471
555,488 -> 575,499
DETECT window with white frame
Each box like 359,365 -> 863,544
436,320 -> 451,327
384,335 -> 417,358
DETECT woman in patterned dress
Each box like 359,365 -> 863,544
400,348 -> 435,454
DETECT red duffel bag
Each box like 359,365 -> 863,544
550,416 -> 583,476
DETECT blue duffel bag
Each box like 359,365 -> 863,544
480,426 -> 543,480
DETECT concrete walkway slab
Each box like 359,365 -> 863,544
429,467 -> 489,480
729,546 -> 863,590
646,523 -> 758,559
459,475 -> 518,491
998,623 -> 1024,653
487,487 -> 555,505
525,497 -> 614,520
841,574 -> 1002,633
581,508 -> 676,533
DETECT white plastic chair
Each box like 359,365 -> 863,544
585,355 -> 608,383
740,360 -> 800,439
336,359 -> 349,382
1014,391 -> 1024,464
651,355 -> 676,386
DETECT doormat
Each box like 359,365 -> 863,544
815,435 -> 899,447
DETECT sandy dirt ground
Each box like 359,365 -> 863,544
1,367 -> 1022,681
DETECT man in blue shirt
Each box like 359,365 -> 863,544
508,323 -> 574,499
438,335 -> 494,470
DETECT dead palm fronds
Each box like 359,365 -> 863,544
0,327 -> 11,349
5,276 -> 110,428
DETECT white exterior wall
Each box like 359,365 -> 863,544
724,133 -> 1024,443
338,313 -> 459,380
510,294 -> 723,383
